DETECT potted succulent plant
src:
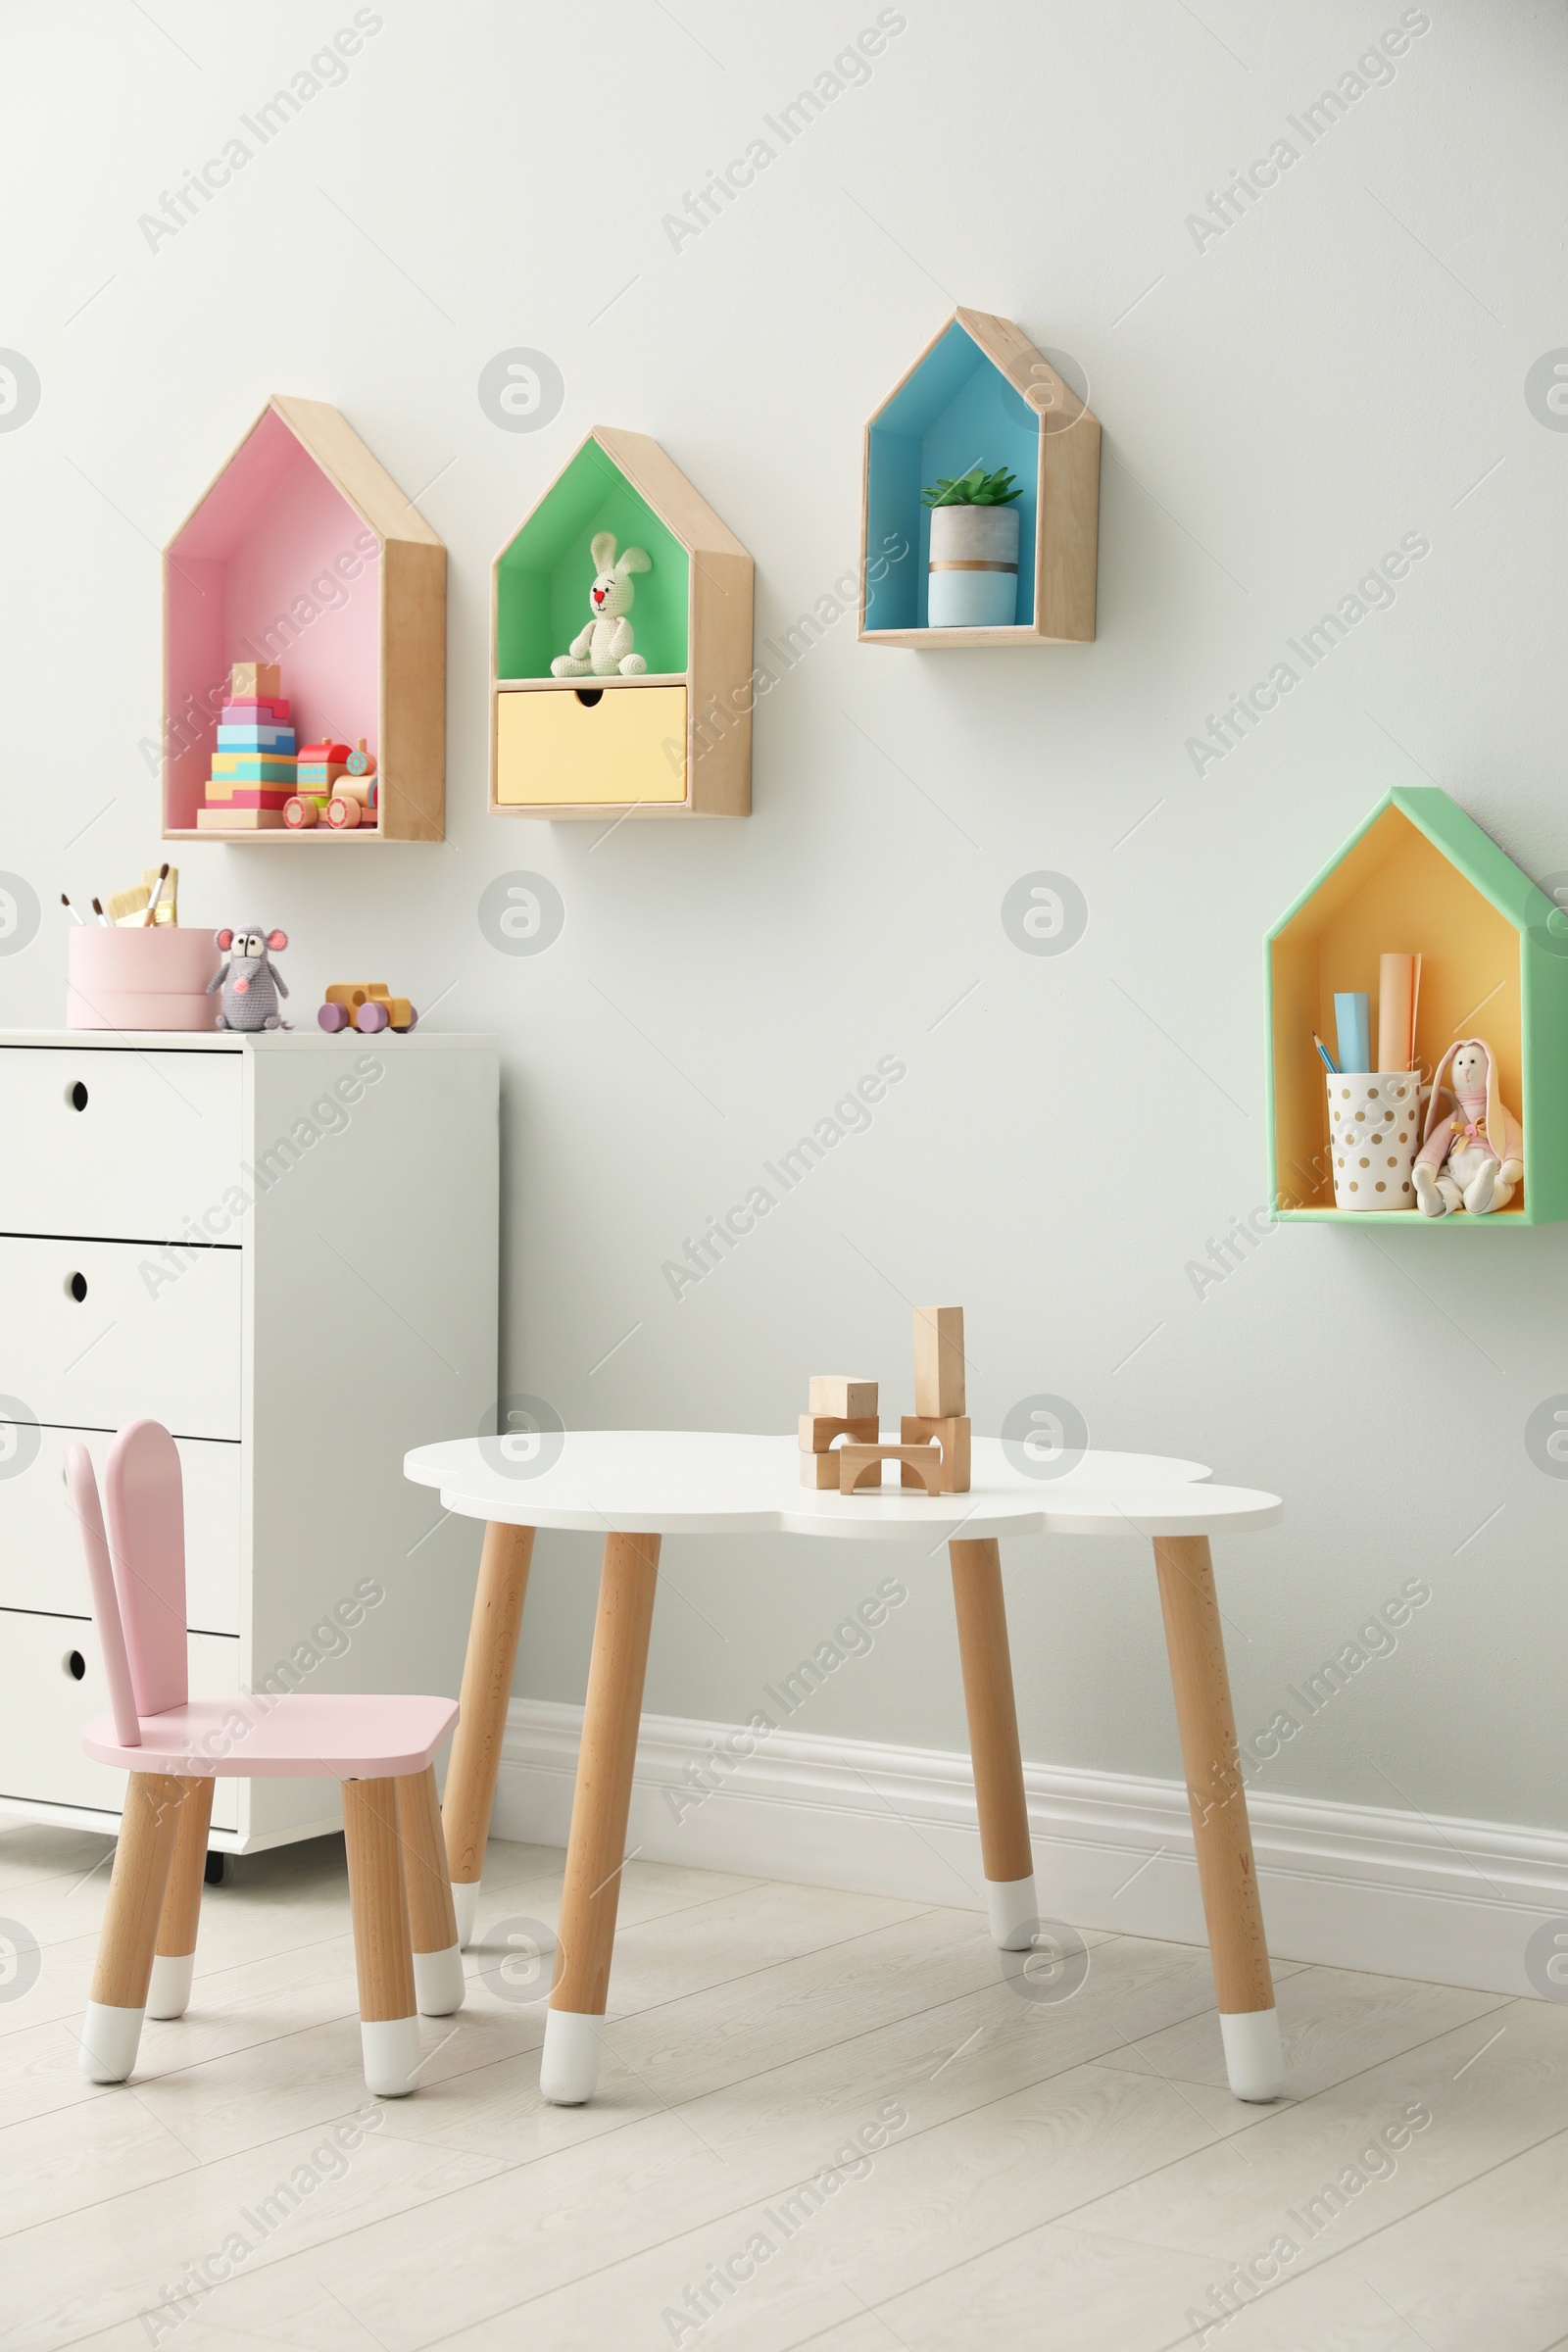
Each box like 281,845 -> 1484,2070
922,465 -> 1023,628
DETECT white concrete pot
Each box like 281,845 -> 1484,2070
927,502 -> 1019,627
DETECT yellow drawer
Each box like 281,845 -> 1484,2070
496,683 -> 687,807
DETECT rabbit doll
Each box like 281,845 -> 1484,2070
1412,1038 -> 1523,1214
550,533 -> 652,677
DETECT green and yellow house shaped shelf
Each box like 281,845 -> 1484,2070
1267,787 -> 1568,1224
490,426 -> 753,820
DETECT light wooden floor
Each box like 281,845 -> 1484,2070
1,1821 -> 1565,2351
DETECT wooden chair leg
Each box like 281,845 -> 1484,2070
81,1771 -> 186,2082
148,1776 -> 216,2019
1152,1535 -> 1285,2101
950,1539 -> 1038,1948
342,1777 -> 419,2098
541,1531 -> 661,2107
397,1765 -> 465,2017
441,1520 -> 534,1946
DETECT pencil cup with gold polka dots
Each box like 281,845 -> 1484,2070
1327,1072 -> 1422,1209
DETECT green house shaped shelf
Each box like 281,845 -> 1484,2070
1266,787 -> 1568,1225
490,426 -> 752,820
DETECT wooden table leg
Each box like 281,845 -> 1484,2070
1152,1535 -> 1285,2101
950,1539 -> 1038,1949
541,1531 -> 661,2106
81,1771 -> 185,2082
398,1764 -> 465,2016
441,1520 -> 535,1946
148,1776 -> 215,2020
342,1777 -> 420,2097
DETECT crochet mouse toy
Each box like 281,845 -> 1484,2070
1412,1038 -> 1522,1214
550,533 -> 652,677
208,927 -> 291,1031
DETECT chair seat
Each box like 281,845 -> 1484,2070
82,1691 -> 459,1778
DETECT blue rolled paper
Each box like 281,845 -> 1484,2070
1334,991 -> 1371,1074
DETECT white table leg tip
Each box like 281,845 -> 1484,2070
361,2015 -> 421,2098
452,1881 -> 479,1949
1221,2007 -> 1286,2102
146,1951 -> 195,2021
540,2008 -> 602,2106
413,1942 -> 466,2017
79,2002 -> 145,2082
985,1873 -> 1040,1951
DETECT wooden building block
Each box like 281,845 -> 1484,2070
230,662 -> 281,699
195,808 -> 286,829
901,1414 -> 971,1493
808,1377 -> 878,1419
838,1443 -> 941,1496
800,1448 -> 848,1488
913,1306 -> 965,1417
798,1413 -> 878,1453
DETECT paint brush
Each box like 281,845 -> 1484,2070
60,893 -> 84,925
139,863 -> 171,927
90,897 -> 110,926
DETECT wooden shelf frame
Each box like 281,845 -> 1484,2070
858,306 -> 1101,650
1265,787 -> 1568,1227
162,396 -> 446,845
490,426 -> 753,821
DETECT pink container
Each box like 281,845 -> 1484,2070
67,928 -> 221,1032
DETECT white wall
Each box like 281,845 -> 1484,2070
3,0 -> 1565,1850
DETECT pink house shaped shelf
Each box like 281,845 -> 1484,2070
162,397 -> 446,843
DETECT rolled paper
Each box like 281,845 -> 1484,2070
1334,991 -> 1371,1075
1377,953 -> 1420,1073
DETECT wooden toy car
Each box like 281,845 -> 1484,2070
318,983 -> 417,1035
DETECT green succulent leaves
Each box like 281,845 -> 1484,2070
920,465 -> 1023,508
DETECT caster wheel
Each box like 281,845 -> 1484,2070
203,1851 -> 226,1886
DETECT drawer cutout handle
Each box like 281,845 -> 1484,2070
574,688 -> 605,709
64,1650 -> 86,1682
66,1272 -> 88,1303
69,1081 -> 88,1112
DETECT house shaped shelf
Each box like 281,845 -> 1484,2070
491,427 -> 753,820
1266,786 -> 1568,1225
163,396 -> 446,843
859,307 -> 1101,650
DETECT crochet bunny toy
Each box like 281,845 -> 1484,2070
207,927 -> 291,1032
1412,1038 -> 1523,1215
550,532 -> 652,677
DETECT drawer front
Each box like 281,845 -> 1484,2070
0,1236 -> 241,1439
0,1610 -> 239,1827
0,1047 -> 242,1244
496,683 -> 688,807
0,1423 -> 240,1632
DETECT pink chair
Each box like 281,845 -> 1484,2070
69,1421 -> 462,2096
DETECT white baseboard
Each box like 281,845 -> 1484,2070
492,1699 -> 1568,2001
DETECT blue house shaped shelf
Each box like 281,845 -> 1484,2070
859,307 -> 1101,649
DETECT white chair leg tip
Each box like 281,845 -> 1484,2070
1221,2008 -> 1287,2102
79,2002 -> 146,2082
985,1873 -> 1040,1952
361,2015 -> 421,2098
146,1951 -> 195,2021
540,2008 -> 602,2106
413,1942 -> 466,2017
451,1882 -> 479,1950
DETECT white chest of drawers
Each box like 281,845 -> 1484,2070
0,1028 -> 498,1855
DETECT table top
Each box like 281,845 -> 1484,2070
403,1433 -> 1283,1543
